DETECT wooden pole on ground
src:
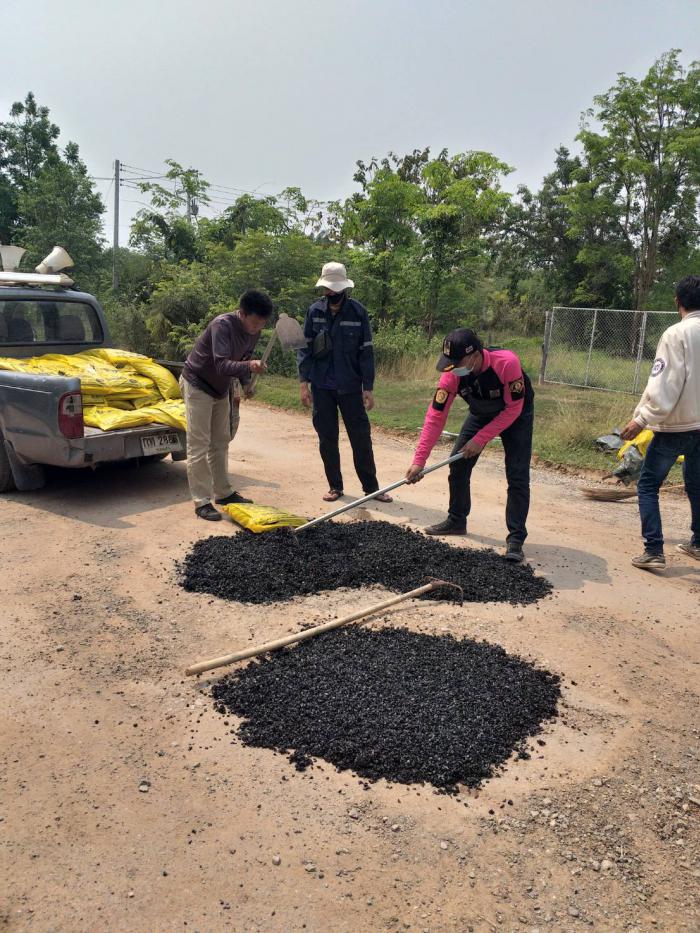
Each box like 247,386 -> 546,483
185,579 -> 462,677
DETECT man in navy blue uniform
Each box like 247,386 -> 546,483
297,262 -> 391,502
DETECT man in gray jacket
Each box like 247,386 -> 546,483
621,275 -> 700,569
181,289 -> 272,520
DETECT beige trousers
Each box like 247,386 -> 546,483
180,376 -> 237,507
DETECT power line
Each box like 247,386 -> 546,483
121,162 -> 165,176
120,160 -> 275,199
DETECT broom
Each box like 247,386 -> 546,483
581,483 -> 684,501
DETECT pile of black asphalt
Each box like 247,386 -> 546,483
181,520 -> 552,606
212,626 -> 561,791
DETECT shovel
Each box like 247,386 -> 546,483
249,313 -> 307,391
294,451 -> 466,533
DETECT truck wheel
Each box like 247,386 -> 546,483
0,436 -> 16,492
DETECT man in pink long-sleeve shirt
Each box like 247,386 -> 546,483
405,327 -> 534,563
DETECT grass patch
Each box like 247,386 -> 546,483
256,329 -> 685,477
256,372 -> 642,472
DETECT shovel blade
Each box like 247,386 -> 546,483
275,313 -> 307,351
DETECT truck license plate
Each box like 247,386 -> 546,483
141,433 -> 182,456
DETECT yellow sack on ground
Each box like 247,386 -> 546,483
618,429 -> 684,464
222,503 -> 307,532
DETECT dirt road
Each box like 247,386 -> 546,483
1,404 -> 699,932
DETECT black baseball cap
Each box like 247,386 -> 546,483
436,327 -> 483,371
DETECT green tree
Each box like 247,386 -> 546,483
344,162 -> 421,319
571,49 -> 700,312
130,160 -> 210,261
18,142 -> 105,282
199,194 -> 288,249
415,150 -> 512,332
498,148 -> 585,305
0,92 -> 60,243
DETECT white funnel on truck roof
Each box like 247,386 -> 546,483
36,246 -> 73,275
0,245 -> 26,272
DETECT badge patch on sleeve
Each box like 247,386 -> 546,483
432,388 -> 449,411
508,378 -> 525,399
651,358 -> 666,377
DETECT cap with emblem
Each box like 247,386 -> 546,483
436,327 -> 483,372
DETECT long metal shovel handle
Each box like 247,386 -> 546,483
294,451 -> 465,533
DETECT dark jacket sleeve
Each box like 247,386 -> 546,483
297,306 -> 315,383
212,317 -> 253,380
358,307 -> 375,391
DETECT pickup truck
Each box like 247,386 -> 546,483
0,283 -> 186,492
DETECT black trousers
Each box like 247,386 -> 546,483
447,408 -> 534,544
311,387 -> 379,493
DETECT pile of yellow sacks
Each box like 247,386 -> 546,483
0,348 -> 187,432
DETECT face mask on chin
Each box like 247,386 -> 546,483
452,365 -> 472,377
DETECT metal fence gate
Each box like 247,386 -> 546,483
540,306 -> 677,394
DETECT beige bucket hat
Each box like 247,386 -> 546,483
315,261 -> 354,291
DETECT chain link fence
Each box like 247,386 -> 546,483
539,306 -> 677,394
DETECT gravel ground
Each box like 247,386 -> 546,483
211,626 -> 561,792
3,405 -> 698,932
180,520 -> 553,605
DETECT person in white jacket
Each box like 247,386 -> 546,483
620,275 -> 700,570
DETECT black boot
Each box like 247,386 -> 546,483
215,491 -> 253,505
504,542 -> 524,563
424,518 -> 467,536
195,503 -> 222,521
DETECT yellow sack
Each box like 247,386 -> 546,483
0,350 -> 184,431
618,429 -> 683,464
83,406 -> 156,431
618,429 -> 654,459
35,353 -> 154,397
86,396 -> 135,410
83,399 -> 187,432
133,391 -> 164,409
0,353 -> 140,397
221,503 -> 307,533
134,399 -> 187,431
85,348 -> 181,399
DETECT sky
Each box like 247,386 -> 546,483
3,0 -> 700,246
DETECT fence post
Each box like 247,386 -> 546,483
583,308 -> 598,388
632,310 -> 648,394
539,309 -> 552,385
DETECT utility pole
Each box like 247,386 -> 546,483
112,158 -> 120,291
186,190 -> 192,224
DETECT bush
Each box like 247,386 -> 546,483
372,321 -> 441,367
101,297 -> 156,355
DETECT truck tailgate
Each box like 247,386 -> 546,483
82,423 -> 186,463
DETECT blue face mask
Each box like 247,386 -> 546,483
452,365 -> 471,377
